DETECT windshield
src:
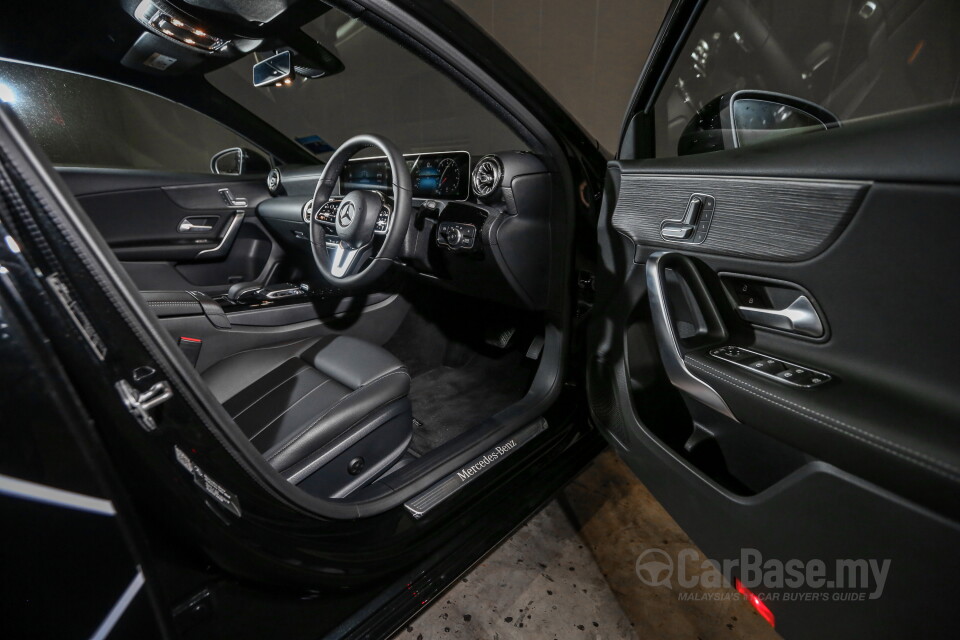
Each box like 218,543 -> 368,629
207,9 -> 526,161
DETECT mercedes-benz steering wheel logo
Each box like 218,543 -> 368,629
338,201 -> 356,227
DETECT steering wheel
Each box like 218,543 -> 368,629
309,134 -> 412,288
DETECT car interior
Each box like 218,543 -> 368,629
2,0 -> 960,635
0,1 -> 572,506
60,144 -> 556,503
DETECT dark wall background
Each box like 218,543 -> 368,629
451,0 -> 670,153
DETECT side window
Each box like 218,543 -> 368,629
654,0 -> 960,157
0,59 -> 253,172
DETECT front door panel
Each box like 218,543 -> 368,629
589,108 -> 960,637
59,168 -> 279,293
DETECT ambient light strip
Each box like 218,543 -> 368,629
0,473 -> 116,516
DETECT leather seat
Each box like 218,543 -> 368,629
202,335 -> 411,482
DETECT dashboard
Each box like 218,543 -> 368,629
257,149 -> 553,310
340,151 -> 470,201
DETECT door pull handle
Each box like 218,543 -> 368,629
737,295 -> 824,337
178,218 -> 215,232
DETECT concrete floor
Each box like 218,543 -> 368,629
396,450 -> 781,639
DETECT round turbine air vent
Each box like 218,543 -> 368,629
302,198 -> 314,223
267,168 -> 282,194
471,155 -> 503,199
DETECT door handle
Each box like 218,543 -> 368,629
737,295 -> 824,337
178,216 -> 217,232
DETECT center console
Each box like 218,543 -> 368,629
139,282 -> 397,369
223,281 -> 312,305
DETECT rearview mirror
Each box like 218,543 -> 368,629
252,51 -> 293,88
210,147 -> 271,175
678,90 -> 840,156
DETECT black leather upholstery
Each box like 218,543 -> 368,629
141,290 -> 204,318
202,335 -> 411,476
142,290 -> 231,327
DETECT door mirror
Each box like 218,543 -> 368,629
678,90 -> 840,156
252,51 -> 293,88
210,147 -> 271,175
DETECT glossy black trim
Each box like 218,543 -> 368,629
618,0 -> 707,158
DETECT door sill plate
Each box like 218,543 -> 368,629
404,419 -> 548,519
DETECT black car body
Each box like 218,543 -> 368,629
1,0 -> 959,638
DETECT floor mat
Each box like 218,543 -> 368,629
407,349 -> 532,455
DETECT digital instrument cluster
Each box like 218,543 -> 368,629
340,151 -> 470,201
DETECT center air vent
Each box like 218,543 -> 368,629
471,155 -> 503,199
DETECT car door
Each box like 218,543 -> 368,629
0,57 -> 281,295
588,0 -> 960,637
59,167 -> 278,295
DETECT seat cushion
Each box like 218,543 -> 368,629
202,335 -> 410,474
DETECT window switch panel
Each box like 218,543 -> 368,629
709,346 -> 831,388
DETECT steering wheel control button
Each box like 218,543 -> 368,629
314,199 -> 340,225
374,207 -> 391,234
709,346 -> 831,388
437,221 -> 478,251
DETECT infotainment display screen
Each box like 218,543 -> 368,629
340,151 -> 471,201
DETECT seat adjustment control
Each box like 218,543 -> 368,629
660,193 -> 715,244
661,225 -> 694,240
709,346 -> 830,388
